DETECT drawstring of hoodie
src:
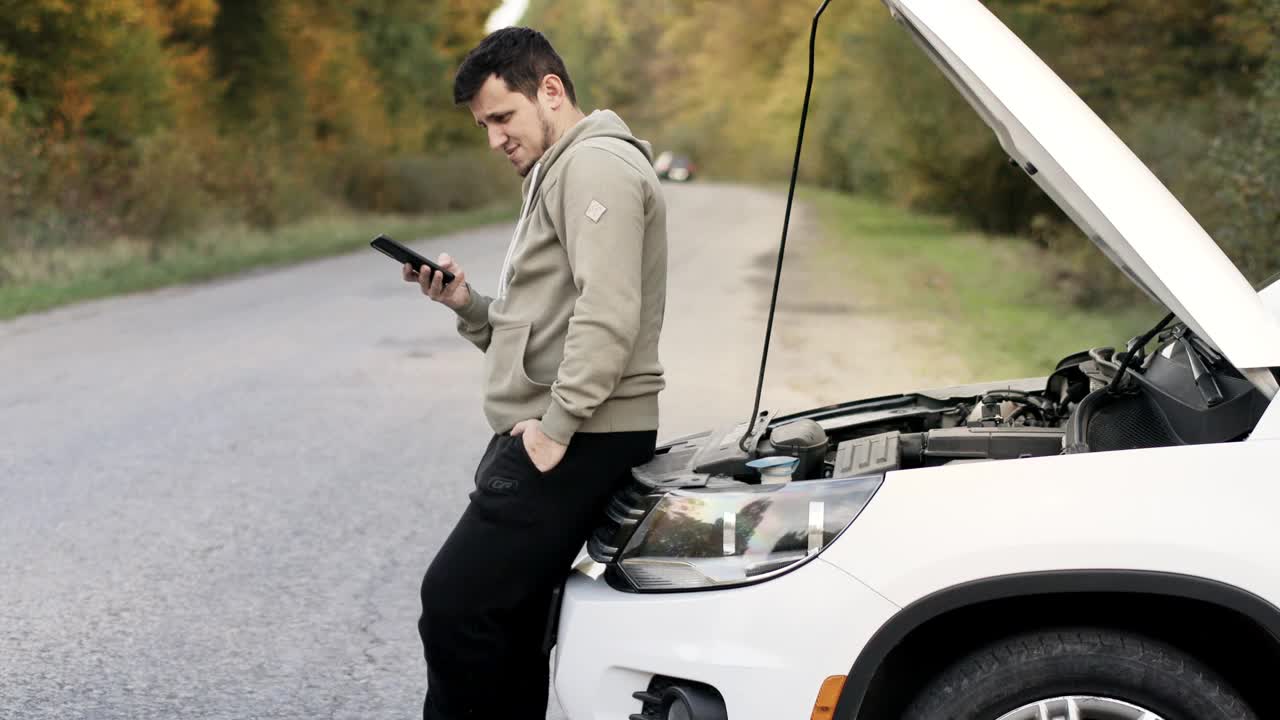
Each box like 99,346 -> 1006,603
497,160 -> 542,300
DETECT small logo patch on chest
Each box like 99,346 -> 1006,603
585,199 -> 608,223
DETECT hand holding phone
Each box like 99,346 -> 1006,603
371,234 -> 456,284
374,234 -> 469,310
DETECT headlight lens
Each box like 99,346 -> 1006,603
616,475 -> 882,591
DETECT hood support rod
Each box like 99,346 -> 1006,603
740,0 -> 833,452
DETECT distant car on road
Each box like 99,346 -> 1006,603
653,151 -> 696,182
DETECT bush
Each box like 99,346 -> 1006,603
195,136 -> 331,231
1093,54 -> 1280,291
338,148 -> 519,214
0,126 -> 130,253
1202,47 -> 1280,286
1031,53 -> 1280,308
121,132 -> 217,241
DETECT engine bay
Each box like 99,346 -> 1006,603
634,384 -> 1071,490
633,321 -> 1275,490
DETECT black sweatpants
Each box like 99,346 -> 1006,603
419,429 -> 656,719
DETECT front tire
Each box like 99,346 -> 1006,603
903,628 -> 1254,720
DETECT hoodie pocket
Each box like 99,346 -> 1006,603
484,323 -> 552,409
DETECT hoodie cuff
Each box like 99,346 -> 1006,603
540,400 -> 583,446
453,283 -> 490,329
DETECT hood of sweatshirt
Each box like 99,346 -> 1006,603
497,109 -> 654,299
524,109 -> 653,196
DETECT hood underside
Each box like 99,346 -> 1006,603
1263,277 -> 1280,324
885,0 -> 1280,371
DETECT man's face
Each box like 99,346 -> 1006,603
469,74 -> 556,177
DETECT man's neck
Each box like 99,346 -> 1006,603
550,108 -> 588,146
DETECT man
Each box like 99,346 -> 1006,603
405,27 -> 668,720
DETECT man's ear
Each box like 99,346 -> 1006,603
539,74 -> 568,111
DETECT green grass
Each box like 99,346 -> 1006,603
801,187 -> 1163,379
0,203 -> 518,320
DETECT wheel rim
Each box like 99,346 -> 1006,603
994,696 -> 1164,720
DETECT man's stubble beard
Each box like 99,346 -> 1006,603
540,106 -> 556,154
519,106 -> 558,178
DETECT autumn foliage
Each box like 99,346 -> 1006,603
0,0 -> 505,253
5,0 -> 1276,306
524,0 -> 1279,302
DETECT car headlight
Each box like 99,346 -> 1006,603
614,475 -> 882,591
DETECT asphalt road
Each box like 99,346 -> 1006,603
0,182 -> 943,719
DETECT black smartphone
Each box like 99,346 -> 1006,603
370,234 -> 456,285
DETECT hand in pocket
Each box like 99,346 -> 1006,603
510,419 -> 566,474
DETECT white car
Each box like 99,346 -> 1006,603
552,1 -> 1280,719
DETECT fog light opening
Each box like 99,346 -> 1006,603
663,685 -> 726,720
631,679 -> 727,720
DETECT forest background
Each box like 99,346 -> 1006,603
2,0 -> 1276,311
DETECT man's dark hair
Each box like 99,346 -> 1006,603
453,27 -> 577,106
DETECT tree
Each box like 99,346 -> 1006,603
209,0 -> 301,136
0,0 -> 175,140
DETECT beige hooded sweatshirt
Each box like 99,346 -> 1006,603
452,110 -> 667,445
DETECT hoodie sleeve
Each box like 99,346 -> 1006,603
453,281 -> 494,352
541,147 -> 647,445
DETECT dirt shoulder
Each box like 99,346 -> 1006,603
749,194 -> 975,416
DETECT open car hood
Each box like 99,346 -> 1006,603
884,0 -> 1280,371
1263,278 -> 1280,325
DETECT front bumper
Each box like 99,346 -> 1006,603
552,557 -> 899,720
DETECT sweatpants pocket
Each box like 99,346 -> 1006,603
468,435 -> 543,527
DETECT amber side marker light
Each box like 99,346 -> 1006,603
811,675 -> 846,720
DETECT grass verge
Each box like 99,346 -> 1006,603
0,203 -> 518,321
801,187 -> 1163,379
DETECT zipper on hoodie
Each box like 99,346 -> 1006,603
497,160 -> 543,300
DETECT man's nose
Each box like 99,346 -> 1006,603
488,126 -> 506,151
